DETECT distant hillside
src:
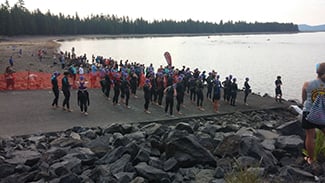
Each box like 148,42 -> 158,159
298,24 -> 325,32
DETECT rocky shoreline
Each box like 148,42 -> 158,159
0,108 -> 323,183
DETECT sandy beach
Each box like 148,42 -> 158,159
0,34 -> 185,74
0,36 -> 64,75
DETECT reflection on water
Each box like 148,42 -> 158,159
59,32 -> 325,101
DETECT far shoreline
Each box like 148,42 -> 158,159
1,31 -> 302,42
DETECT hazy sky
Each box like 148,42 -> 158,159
1,0 -> 324,25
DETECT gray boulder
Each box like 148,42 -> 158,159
276,120 -> 305,138
135,162 -> 170,182
275,135 -> 304,155
239,136 -> 278,167
165,135 -> 217,167
5,150 -> 41,165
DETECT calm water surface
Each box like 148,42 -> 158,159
59,32 -> 325,101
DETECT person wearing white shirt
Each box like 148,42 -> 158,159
79,65 -> 84,75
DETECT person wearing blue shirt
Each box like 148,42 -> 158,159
9,56 -> 13,66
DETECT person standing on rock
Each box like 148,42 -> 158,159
301,62 -> 325,164
62,71 -> 72,112
275,76 -> 283,103
51,71 -> 60,108
243,77 -> 251,105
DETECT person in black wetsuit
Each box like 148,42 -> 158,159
176,76 -> 185,115
243,77 -> 251,105
120,73 -> 131,108
213,75 -> 222,112
51,71 -> 60,108
130,71 -> 138,98
164,83 -> 177,116
104,71 -> 112,100
77,76 -> 90,115
206,72 -> 214,101
184,69 -> 191,94
112,72 -> 121,105
150,74 -> 158,105
226,75 -> 233,103
62,71 -> 72,112
189,77 -> 196,103
119,71 -> 127,104
222,77 -> 229,101
275,76 -> 283,103
143,79 -> 151,114
196,76 -> 205,111
230,78 -> 238,106
156,72 -> 165,107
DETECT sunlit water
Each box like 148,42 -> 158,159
59,32 -> 325,101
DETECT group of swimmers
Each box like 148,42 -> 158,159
50,53 -> 255,116
51,70 -> 90,115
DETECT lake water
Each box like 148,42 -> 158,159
59,32 -> 325,101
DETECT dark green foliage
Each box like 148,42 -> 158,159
0,1 -> 299,36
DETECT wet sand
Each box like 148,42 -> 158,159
0,36 -> 61,74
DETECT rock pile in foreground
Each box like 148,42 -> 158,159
0,109 -> 324,183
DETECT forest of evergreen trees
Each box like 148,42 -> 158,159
0,0 -> 299,36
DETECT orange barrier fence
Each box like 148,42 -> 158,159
0,72 -> 102,90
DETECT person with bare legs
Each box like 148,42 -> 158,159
301,62 -> 325,164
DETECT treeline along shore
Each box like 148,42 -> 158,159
0,1 -> 299,36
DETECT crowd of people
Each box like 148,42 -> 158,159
3,47 -> 285,117
50,48 -> 258,116
6,45 -> 325,168
54,55 -> 325,169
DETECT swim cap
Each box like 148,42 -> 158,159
145,79 -> 150,83
80,76 -> 84,80
53,71 -> 60,76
